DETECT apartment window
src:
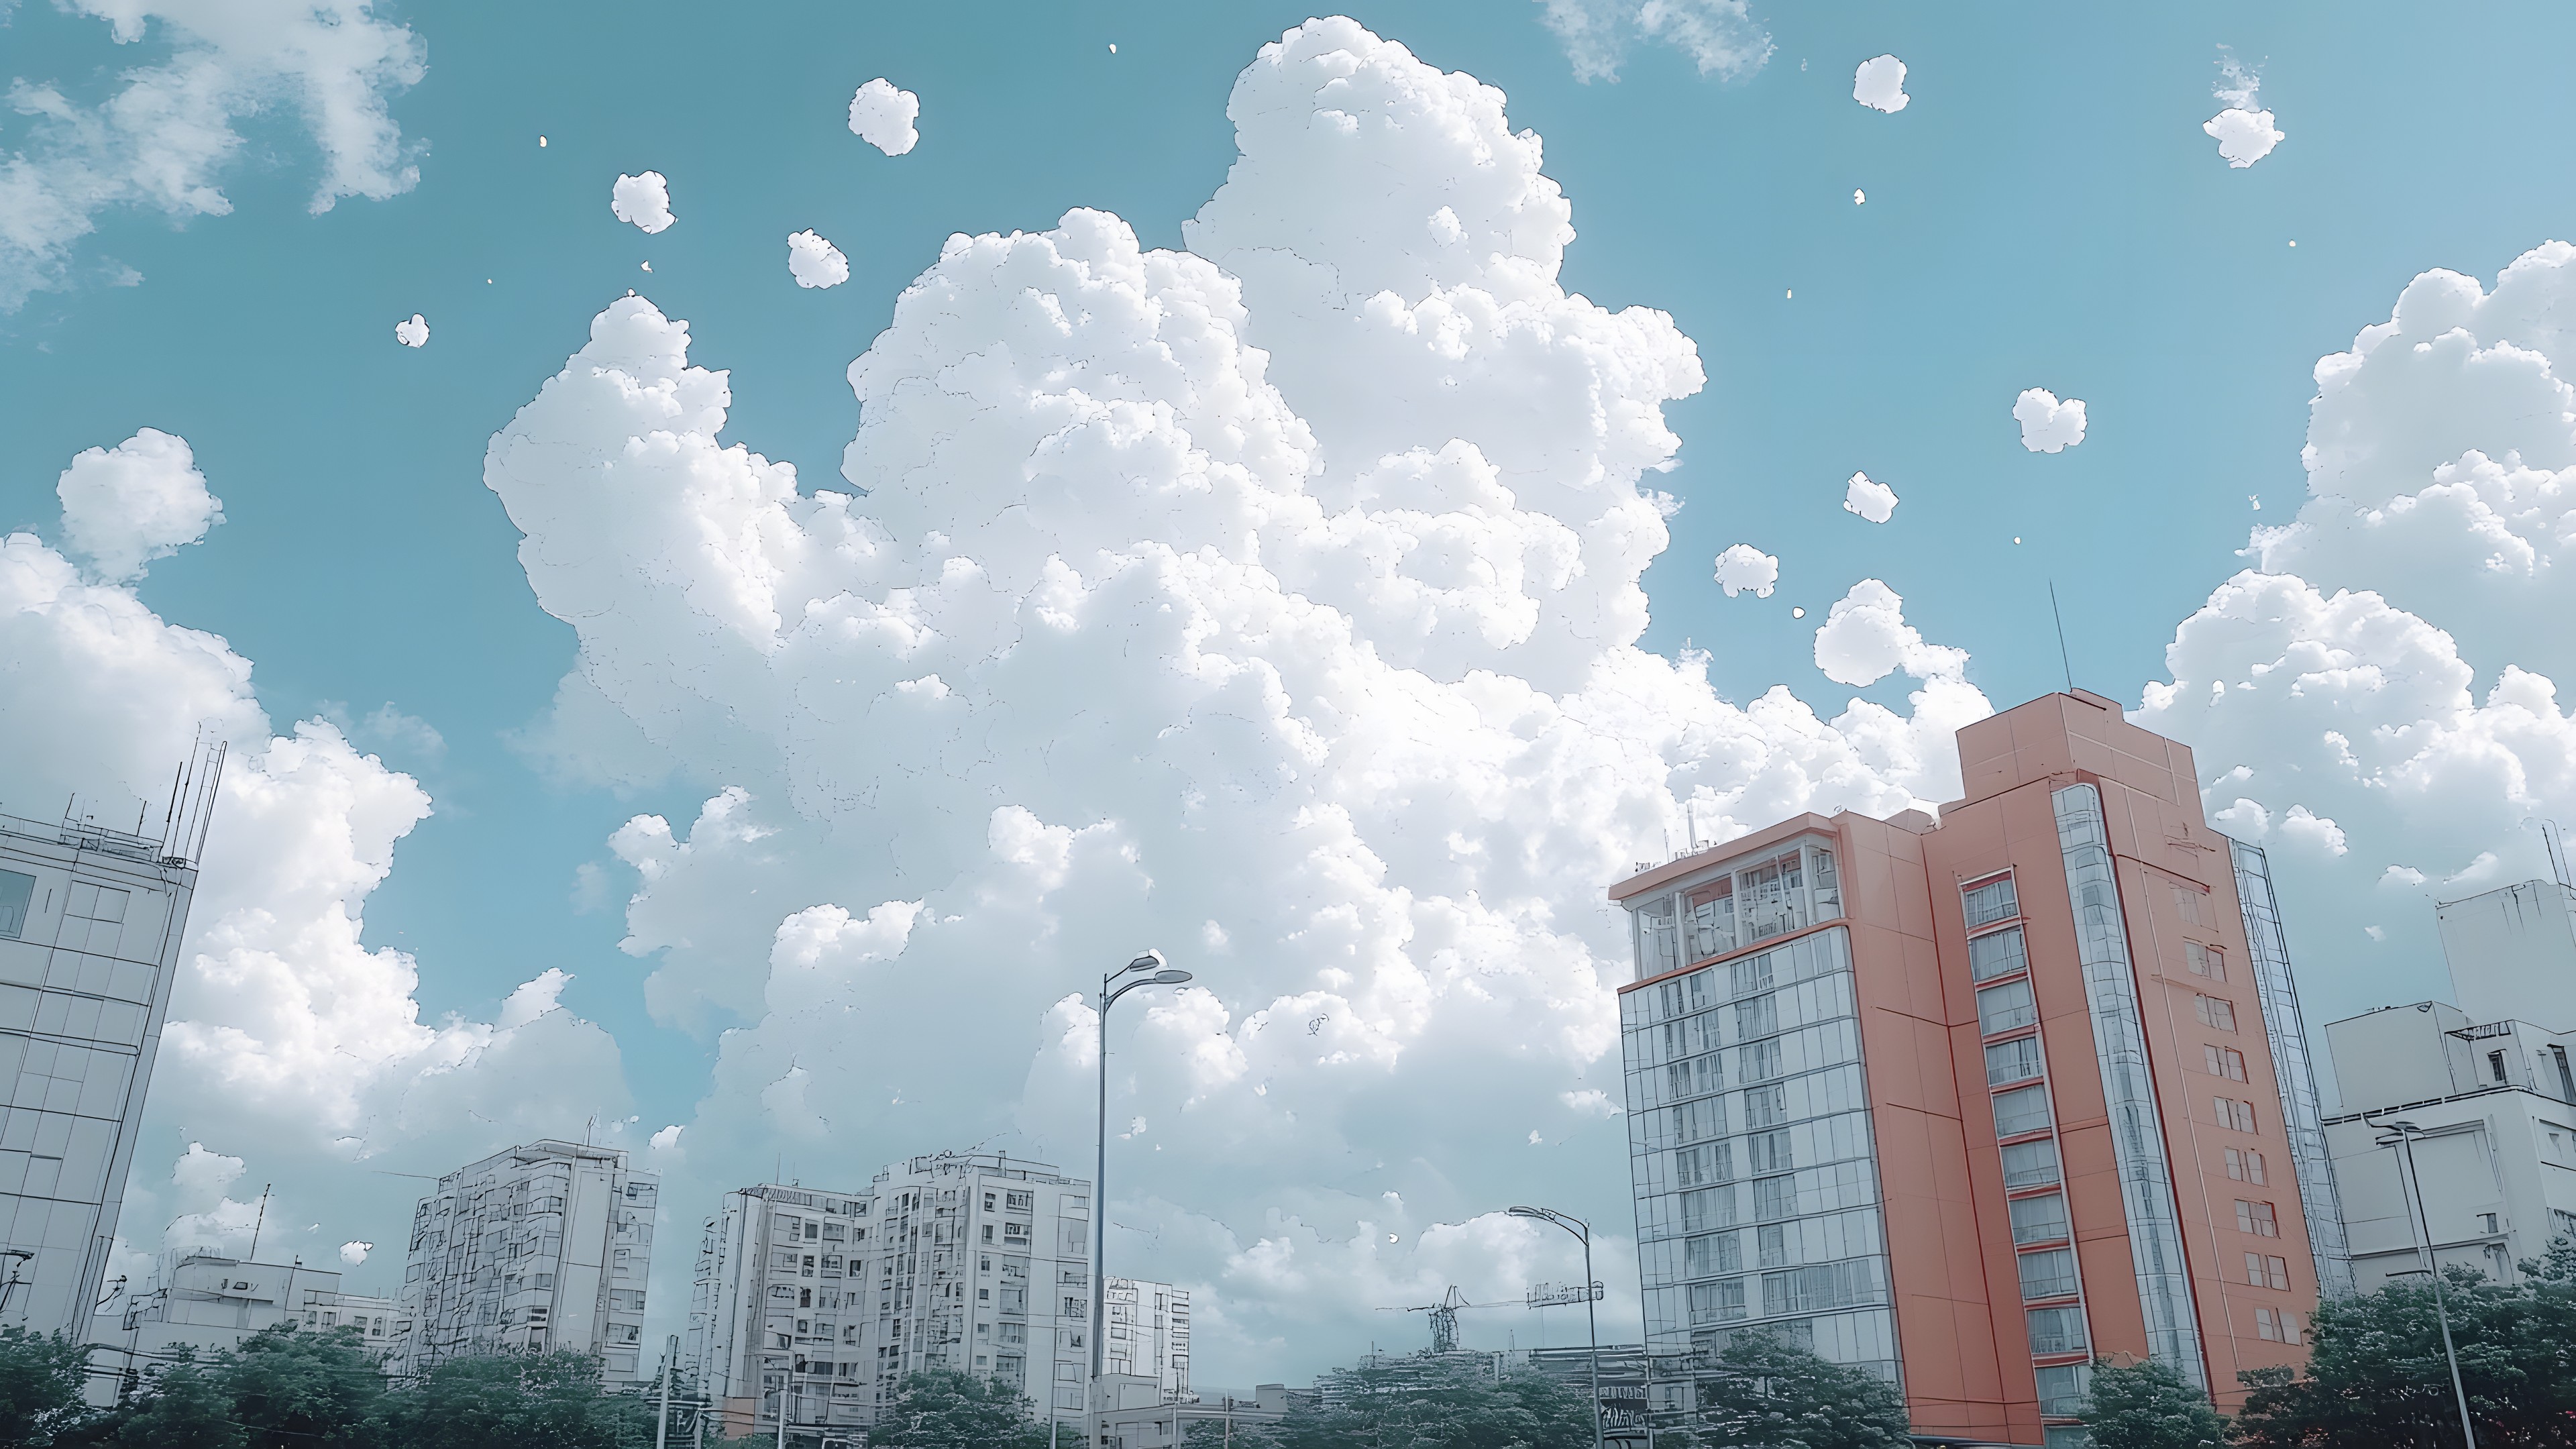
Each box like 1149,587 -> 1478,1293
2224,1148 -> 2268,1185
2479,1212 -> 2500,1235
1994,1083 -> 2053,1138
1639,896 -> 1682,979
1739,1040 -> 1784,1083
1746,1130 -> 1792,1175
1006,1191 -> 1034,1214
1672,1097 -> 1726,1143
1968,926 -> 2029,983
1988,1036 -> 2046,1087
2490,1051 -> 2510,1084
2034,1363 -> 2090,1418
1743,1083 -> 1786,1128
1681,1186 -> 1738,1232
2019,1248 -> 2080,1302
2254,1307 -> 2300,1344
1684,1232 -> 1741,1278
1752,1175 -> 1794,1222
1687,1279 -> 1748,1324
2235,1200 -> 2279,1238
2026,1305 -> 2088,1356
2010,1192 -> 2070,1246
2193,995 -> 2239,1032
1741,850 -> 1809,943
2204,1046 -> 2248,1082
1978,978 -> 2038,1036
1963,874 -> 2019,929
0,870 -> 33,940
1675,1142 -> 1733,1186
1735,994 -> 1780,1040
981,1225 -> 994,1243
2244,1253 -> 2290,1291
1731,953 -> 1776,998
2002,1138 -> 2062,1190
2184,941 -> 2228,983
2216,1097 -> 2258,1133
1811,847 -> 1841,916
1684,878 -> 1736,963
2171,882 -> 2212,926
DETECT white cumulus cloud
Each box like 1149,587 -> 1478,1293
1713,543 -> 1778,598
1842,470 -> 1898,523
339,1240 -> 372,1266
610,171 -> 674,233
1813,579 -> 1967,688
484,17 -> 1982,1380
847,78 -> 920,156
55,427 -> 224,582
393,313 -> 429,347
0,0 -> 425,310
1852,55 -> 1908,113
2203,52 -> 2283,168
786,229 -> 849,289
2013,387 -> 2087,452
1534,0 -> 1773,84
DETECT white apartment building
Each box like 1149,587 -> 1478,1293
0,804 -> 207,1339
389,1140 -> 658,1382
2324,877 -> 2576,1291
688,1152 -> 1095,1445
1102,1277 -> 1189,1400
85,1253 -> 394,1403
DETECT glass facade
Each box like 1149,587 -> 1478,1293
1622,922 -> 1896,1383
1630,839 -> 1845,983
2228,839 -> 2355,1300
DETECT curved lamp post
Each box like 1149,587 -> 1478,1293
1509,1205 -> 1604,1449
1091,951 -> 1194,1448
2375,1119 -> 2477,1449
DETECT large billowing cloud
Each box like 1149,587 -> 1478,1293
487,18 -> 1980,1379
1,445 -> 631,1297
0,0 -> 425,309
2139,240 -> 2576,1059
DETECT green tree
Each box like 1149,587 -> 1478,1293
2233,1240 -> 2576,1448
99,1352 -> 241,1449
376,1351 -> 651,1449
0,1327 -> 94,1448
218,1326 -> 384,1448
871,1370 -> 1049,1449
2076,1356 -> 2222,1449
1268,1356 -> 1591,1449
1691,1332 -> 1910,1449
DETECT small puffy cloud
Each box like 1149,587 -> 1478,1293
610,172 -> 674,233
2204,52 -> 2283,168
786,230 -> 850,289
1842,470 -> 1898,523
848,78 -> 920,156
56,428 -> 224,582
2379,865 -> 2428,889
1536,0 -> 1773,85
2013,388 -> 2088,453
1853,189 -> 1866,205
2279,804 -> 2349,856
1852,55 -> 1908,113
1713,543 -> 1779,598
1813,579 -> 1967,687
393,314 -> 429,348
338,1241 -> 372,1266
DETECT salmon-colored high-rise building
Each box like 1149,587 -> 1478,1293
1609,692 -> 2346,1447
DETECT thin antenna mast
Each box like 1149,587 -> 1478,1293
2047,582 -> 2076,694
2545,820 -> 2573,892
247,1184 -> 272,1261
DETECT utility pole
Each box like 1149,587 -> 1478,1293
2379,1120 -> 2479,1449
657,1334 -> 677,1449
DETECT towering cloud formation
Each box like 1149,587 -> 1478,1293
486,18 -> 1982,1374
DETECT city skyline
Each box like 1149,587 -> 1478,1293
6,0 -> 2576,1399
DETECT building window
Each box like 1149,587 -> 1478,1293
1638,895 -> 1681,979
1681,1186 -> 1738,1231
1978,978 -> 2038,1036
1740,850 -> 1809,943
2018,1248 -> 2079,1302
1684,878 -> 1736,963
2034,1362 -> 2090,1418
2235,1200 -> 2279,1238
2184,941 -> 2227,982
2009,1193 -> 2070,1246
1994,1084 -> 2053,1138
0,870 -> 32,940
1746,1130 -> 1792,1175
2489,1051 -> 2510,1084
2244,1253 -> 2290,1290
2214,1097 -> 2258,1132
2553,1046 -> 2575,1102
1742,1084 -> 1786,1128
2192,996 -> 2238,1032
2254,1307 -> 2300,1344
2224,1148 -> 2267,1185
2203,1046 -> 2248,1082
1963,873 -> 2019,929
1686,1279 -> 1747,1324
1752,1175 -> 1794,1222
1968,926 -> 2029,983
1731,953 -> 1776,998
2026,1305 -> 2088,1356
1684,1232 -> 1741,1278
1675,1142 -> 1734,1187
1738,1040 -> 1783,1083
2002,1138 -> 2062,1190
1756,1223 -> 1787,1267
1987,1036 -> 2047,1087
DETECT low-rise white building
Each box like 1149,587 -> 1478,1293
388,1140 -> 657,1382
1102,1277 -> 1189,1401
85,1253 -> 394,1403
2324,877 -> 2576,1291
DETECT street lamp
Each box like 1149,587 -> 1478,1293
1510,1206 -> 1605,1449
1091,950 -> 1194,1449
2374,1119 -> 2477,1449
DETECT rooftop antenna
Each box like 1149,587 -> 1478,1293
247,1184 -> 272,1261
2544,820 -> 2573,892
2047,581 -> 2076,694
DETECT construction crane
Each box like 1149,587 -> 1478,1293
1377,1285 -> 1515,1354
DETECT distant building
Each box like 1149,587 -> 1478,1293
1098,1377 -> 1289,1449
0,802 -> 209,1339
2324,877 -> 2576,1294
1608,692 -> 2341,1446
1102,1276 -> 1189,1401
388,1140 -> 657,1382
84,1252 -> 392,1404
688,1151 -> 1095,1446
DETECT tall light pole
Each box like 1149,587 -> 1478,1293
1510,1206 -> 1605,1449
2376,1119 -> 2478,1449
1092,950 -> 1195,1449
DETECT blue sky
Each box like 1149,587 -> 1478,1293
7,0 -> 2576,1380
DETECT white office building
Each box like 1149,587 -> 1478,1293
1102,1277 -> 1189,1401
0,804 -> 207,1339
388,1140 -> 658,1381
85,1253 -> 394,1401
688,1152 -> 1095,1445
2323,877 -> 2576,1291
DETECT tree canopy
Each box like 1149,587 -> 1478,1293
2080,1356 -> 2225,1449
1251,1355 -> 1592,1449
0,1330 -> 95,1449
1687,1332 -> 1911,1449
869,1368 -> 1052,1449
